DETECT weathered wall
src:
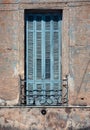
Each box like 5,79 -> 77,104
0,0 -> 90,130
0,0 -> 90,106
0,8 -> 19,105
0,108 -> 90,130
69,5 -> 90,105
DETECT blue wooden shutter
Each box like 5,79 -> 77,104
26,12 -> 62,106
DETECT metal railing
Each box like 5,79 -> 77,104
19,75 -> 68,106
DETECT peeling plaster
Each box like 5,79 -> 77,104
68,74 -> 75,92
0,94 -> 19,106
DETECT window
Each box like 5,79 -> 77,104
25,11 -> 62,106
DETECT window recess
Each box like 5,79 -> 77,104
20,10 -> 68,106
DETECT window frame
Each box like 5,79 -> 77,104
19,6 -> 69,107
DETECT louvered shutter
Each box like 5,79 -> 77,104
26,12 -> 62,106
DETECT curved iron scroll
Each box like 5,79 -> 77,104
19,75 -> 68,106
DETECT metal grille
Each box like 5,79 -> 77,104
19,75 -> 68,106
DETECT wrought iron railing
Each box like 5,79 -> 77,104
19,75 -> 68,106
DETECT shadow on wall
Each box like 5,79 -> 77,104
0,125 -> 20,130
0,125 -> 29,130
0,125 -> 30,130
68,126 -> 90,130
77,128 -> 90,130
0,125 -> 90,130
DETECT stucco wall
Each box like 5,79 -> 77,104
0,10 -> 19,105
0,0 -> 90,106
69,5 -> 90,105
0,107 -> 90,130
0,0 -> 90,130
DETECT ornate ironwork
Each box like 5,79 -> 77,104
19,75 -> 68,106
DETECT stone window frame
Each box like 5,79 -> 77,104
19,2 -> 69,107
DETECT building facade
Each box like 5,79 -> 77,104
0,0 -> 90,129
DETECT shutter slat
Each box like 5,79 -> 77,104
45,16 -> 50,30
45,31 -> 50,79
28,32 -> 33,80
36,16 -> 42,30
45,32 -> 50,59
53,32 -> 59,79
28,15 -> 34,30
36,32 -> 42,79
53,15 -> 59,30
